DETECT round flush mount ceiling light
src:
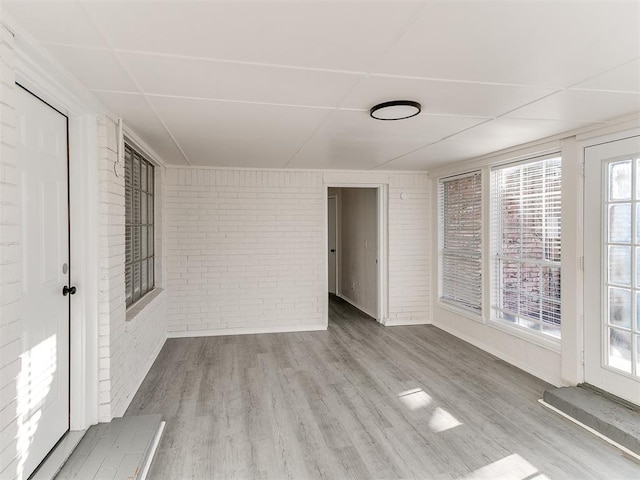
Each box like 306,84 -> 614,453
370,100 -> 421,121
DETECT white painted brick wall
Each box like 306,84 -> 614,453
164,168 -> 326,335
97,117 -> 167,421
387,175 -> 431,325
97,116 -> 124,421
165,168 -> 430,335
112,290 -> 167,418
0,24 -> 21,480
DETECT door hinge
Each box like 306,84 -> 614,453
580,162 -> 585,177
580,350 -> 585,365
579,256 -> 584,271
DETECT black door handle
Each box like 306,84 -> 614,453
330,249 -> 336,253
62,285 -> 77,296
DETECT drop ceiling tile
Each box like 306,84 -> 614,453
118,52 -> 362,107
375,2 -> 640,87
383,117 -> 597,171
85,1 -> 421,71
342,75 -> 558,118
572,59 -> 640,93
287,110 -> 488,170
4,1 -> 106,48
506,90 -> 640,122
376,141 -> 473,171
44,45 -> 137,92
92,91 -> 189,165
148,96 -> 332,168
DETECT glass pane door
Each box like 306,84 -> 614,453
604,158 -> 639,375
584,135 -> 640,406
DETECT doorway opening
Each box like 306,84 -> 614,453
327,186 -> 386,323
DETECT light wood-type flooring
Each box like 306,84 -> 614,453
126,296 -> 640,479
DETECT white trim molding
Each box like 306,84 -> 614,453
9,22 -> 103,431
168,324 -> 327,339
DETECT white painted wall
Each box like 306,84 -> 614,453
164,169 -> 431,336
164,169 -> 327,335
0,21 -> 170,478
336,188 -> 378,318
96,116 -> 168,421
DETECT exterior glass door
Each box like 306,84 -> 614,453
584,135 -> 640,405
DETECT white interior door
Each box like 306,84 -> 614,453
16,85 -> 70,478
328,196 -> 337,294
584,134 -> 640,405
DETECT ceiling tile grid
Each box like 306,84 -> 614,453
4,1 -> 639,170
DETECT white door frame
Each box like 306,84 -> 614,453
327,194 -> 338,295
13,32 -> 101,431
325,184 -> 389,324
582,128 -> 640,405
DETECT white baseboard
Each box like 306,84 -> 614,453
383,318 -> 430,326
434,322 -> 563,387
168,323 -> 327,339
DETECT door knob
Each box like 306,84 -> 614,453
62,285 -> 77,296
330,249 -> 336,253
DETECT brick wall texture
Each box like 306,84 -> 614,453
0,24 -> 20,480
97,117 -> 167,421
164,168 -> 431,335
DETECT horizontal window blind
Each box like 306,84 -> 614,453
439,172 -> 482,313
492,156 -> 561,338
125,143 -> 155,307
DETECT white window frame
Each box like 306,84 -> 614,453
489,153 -> 562,347
125,142 -> 155,308
438,170 -> 484,319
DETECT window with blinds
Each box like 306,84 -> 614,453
491,156 -> 561,338
125,144 -> 155,307
439,171 -> 483,314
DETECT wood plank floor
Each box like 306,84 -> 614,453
126,296 -> 640,479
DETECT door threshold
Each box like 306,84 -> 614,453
30,430 -> 85,480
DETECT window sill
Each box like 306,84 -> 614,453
126,288 -> 164,322
436,300 -> 484,324
488,317 -> 561,353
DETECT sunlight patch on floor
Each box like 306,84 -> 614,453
428,406 -> 462,433
398,387 -> 463,433
398,388 -> 432,410
460,453 -> 550,480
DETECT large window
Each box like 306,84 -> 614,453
491,156 -> 562,338
439,171 -> 483,314
125,143 -> 155,307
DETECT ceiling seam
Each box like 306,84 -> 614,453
136,93 -> 338,111
38,41 -> 368,76
370,117 -> 496,171
42,42 -> 638,93
564,57 -> 640,91
372,83 -> 576,170
282,1 -> 430,169
77,2 -> 192,166
87,89 -> 506,120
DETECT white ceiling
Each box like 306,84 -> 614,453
4,1 -> 640,170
